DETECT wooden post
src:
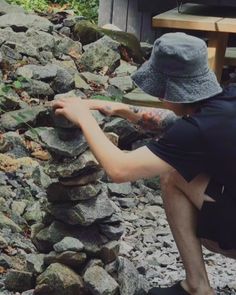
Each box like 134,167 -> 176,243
207,32 -> 229,81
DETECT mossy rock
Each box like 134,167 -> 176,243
73,20 -> 144,63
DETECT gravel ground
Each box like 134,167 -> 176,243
117,180 -> 236,295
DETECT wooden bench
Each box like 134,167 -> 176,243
225,48 -> 236,67
152,3 -> 236,81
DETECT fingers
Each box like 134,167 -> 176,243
52,96 -> 83,109
51,100 -> 65,110
54,108 -> 65,116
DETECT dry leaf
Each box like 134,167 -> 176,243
31,150 -> 51,161
48,3 -> 70,13
0,266 -> 6,274
99,66 -> 109,76
68,48 -> 82,60
4,246 -> 17,256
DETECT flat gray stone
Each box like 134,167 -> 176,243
53,33 -> 82,58
114,60 -> 137,76
49,192 -> 115,226
0,253 -> 12,268
26,253 -> 45,274
109,76 -> 134,92
118,257 -> 149,295
74,73 -> 91,89
47,182 -> 102,202
0,13 -> 53,32
45,150 -> 101,178
99,223 -> 124,240
84,265 -> 119,295
0,106 -> 48,131
22,79 -> 54,98
81,72 -> 108,86
51,65 -> 75,94
16,64 -> 58,81
4,270 -> 34,292
26,29 -> 55,51
44,251 -> 87,268
80,39 -> 120,72
104,118 -> 142,149
107,182 -> 133,197
0,212 -> 21,232
83,35 -> 120,52
35,263 -> 85,295
53,237 -> 84,253
0,235 -> 7,248
34,221 -> 108,254
100,241 -> 120,264
0,0 -> 25,15
0,43 -> 22,63
25,127 -> 88,157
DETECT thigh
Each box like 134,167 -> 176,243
164,171 -> 214,210
162,171 -> 236,252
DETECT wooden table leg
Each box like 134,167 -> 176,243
207,32 -> 229,82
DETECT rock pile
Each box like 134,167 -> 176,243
30,113 -> 126,294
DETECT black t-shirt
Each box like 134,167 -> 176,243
146,85 -> 236,198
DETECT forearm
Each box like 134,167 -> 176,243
87,99 -> 178,132
52,97 -> 174,183
114,104 -> 178,132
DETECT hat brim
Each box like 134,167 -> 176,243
131,61 -> 222,103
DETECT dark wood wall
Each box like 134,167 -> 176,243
98,0 -> 236,45
98,0 -> 175,43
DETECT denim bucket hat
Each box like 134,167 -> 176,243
131,32 -> 222,103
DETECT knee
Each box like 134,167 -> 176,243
160,170 -> 179,197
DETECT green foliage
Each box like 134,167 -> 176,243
7,0 -> 49,12
6,0 -> 99,22
1,76 -> 28,94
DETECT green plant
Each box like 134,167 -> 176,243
70,0 -> 99,22
1,76 -> 29,94
6,0 -> 99,22
7,0 -> 49,12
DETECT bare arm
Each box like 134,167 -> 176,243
85,99 -> 178,133
52,97 -> 174,183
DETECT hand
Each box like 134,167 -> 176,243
52,96 -> 90,126
85,99 -> 123,117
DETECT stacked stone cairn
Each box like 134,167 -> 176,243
30,111 -> 125,295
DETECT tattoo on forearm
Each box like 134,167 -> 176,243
131,106 -> 140,114
105,106 -> 112,111
129,106 -> 177,132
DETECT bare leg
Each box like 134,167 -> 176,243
160,172 -> 215,295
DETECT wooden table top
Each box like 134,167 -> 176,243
152,3 -> 236,33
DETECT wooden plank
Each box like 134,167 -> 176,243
140,11 -> 156,43
207,32 -> 229,81
225,47 -> 236,66
112,0 -> 129,31
217,18 -> 236,33
152,4 -> 222,32
127,0 -> 142,39
98,0 -> 114,26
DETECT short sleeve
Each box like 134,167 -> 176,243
146,117 -> 207,182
